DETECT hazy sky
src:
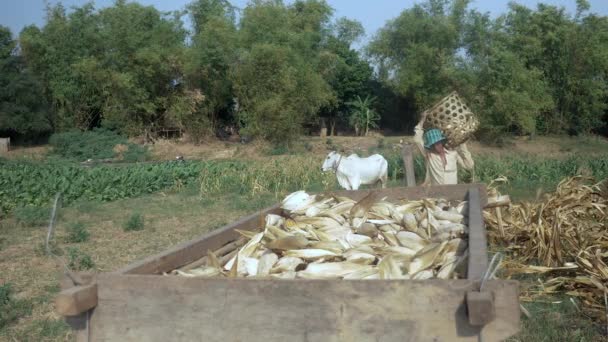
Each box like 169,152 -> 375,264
2,0 -> 608,42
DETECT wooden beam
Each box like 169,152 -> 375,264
55,283 -> 98,316
401,143 -> 416,187
467,187 -> 489,280
467,291 -> 496,326
485,195 -> 511,209
332,184 -> 487,204
179,238 -> 246,271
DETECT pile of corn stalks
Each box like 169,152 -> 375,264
484,176 -> 608,319
171,191 -> 469,280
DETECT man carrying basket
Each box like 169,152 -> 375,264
413,94 -> 476,185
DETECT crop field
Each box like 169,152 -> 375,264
1,136 -> 608,341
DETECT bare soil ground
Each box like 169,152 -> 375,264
5,134 -> 607,162
148,134 -> 608,161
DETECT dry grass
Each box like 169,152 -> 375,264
0,187 -> 276,340
2,146 -> 50,160
6,134 -> 607,163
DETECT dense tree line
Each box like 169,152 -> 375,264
0,0 -> 606,144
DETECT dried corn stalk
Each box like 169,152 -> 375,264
485,176 -> 608,320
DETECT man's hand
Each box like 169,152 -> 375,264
420,110 -> 429,122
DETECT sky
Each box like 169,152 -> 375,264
2,0 -> 608,43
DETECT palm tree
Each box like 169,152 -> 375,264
347,95 -> 380,136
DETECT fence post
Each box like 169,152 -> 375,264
401,143 -> 416,187
0,138 -> 9,154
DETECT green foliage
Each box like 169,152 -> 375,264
0,283 -> 33,329
19,2 -> 191,135
66,222 -> 90,243
184,1 -> 238,140
0,159 -> 203,215
67,247 -> 95,270
267,144 -> 289,156
199,158 -> 336,197
318,20 -> 373,132
123,213 -> 144,232
509,297 -> 600,341
49,128 -> 148,161
325,138 -> 340,151
233,43 -> 331,143
23,319 -> 70,340
0,26 -> 51,138
13,206 -> 49,227
347,95 -> 380,136
468,155 -> 608,188
368,0 -> 468,108
370,0 -> 608,136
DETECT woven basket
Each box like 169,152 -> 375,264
422,91 -> 479,148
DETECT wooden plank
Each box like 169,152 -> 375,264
332,184 -> 487,204
485,195 -> 511,209
117,184 -> 487,276
60,271 -> 96,289
401,143 -> 417,187
0,138 -> 9,153
117,204 -> 282,275
89,275 -> 519,342
467,188 -> 488,280
467,291 -> 495,326
55,283 -> 98,316
179,238 -> 246,271
59,272 -> 95,342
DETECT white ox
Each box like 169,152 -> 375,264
321,151 -> 388,190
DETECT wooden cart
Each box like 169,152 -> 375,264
56,184 -> 520,341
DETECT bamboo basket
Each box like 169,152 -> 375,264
422,92 -> 479,148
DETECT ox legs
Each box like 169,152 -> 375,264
380,173 -> 387,189
350,178 -> 361,191
336,174 -> 352,190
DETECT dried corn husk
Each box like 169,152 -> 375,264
175,190 -> 470,281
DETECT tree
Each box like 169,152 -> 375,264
232,0 -> 335,143
317,18 -> 372,135
185,0 -> 238,138
368,0 -> 471,110
19,2 -> 191,136
232,43 -> 331,143
347,95 -> 380,136
334,17 -> 365,46
187,0 -> 235,35
460,10 -> 553,135
0,26 -> 51,138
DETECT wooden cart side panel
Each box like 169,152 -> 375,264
90,275 -> 519,342
117,204 -> 282,275
467,187 -> 489,280
332,184 -> 487,203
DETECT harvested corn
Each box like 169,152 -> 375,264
170,191 -> 470,280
